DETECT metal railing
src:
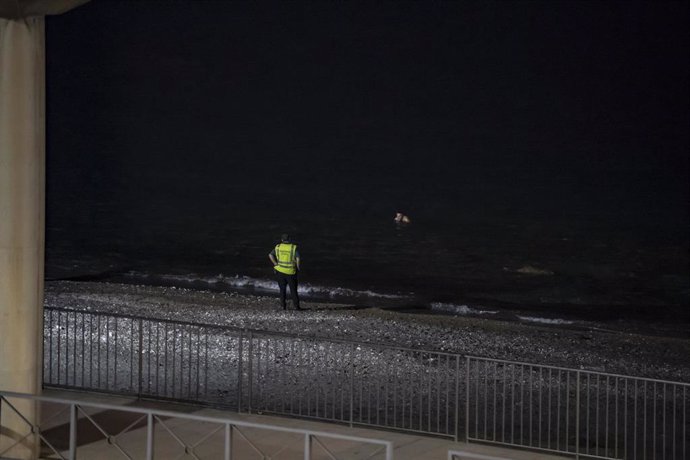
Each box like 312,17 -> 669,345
43,307 -> 463,439
465,356 -> 689,459
43,306 -> 690,459
0,390 -> 393,460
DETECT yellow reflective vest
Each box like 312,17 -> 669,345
274,243 -> 298,275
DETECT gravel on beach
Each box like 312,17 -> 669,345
45,281 -> 690,383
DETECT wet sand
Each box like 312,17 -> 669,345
45,281 -> 690,383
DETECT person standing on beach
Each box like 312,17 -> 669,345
268,234 -> 302,310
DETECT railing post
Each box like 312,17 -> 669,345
455,355 -> 461,442
350,343 -> 355,427
68,403 -> 77,460
237,331 -> 243,413
247,331 -> 253,413
575,370 -> 580,459
146,412 -> 154,460
463,355 -> 469,443
224,423 -> 232,460
137,319 -> 144,397
304,433 -> 311,460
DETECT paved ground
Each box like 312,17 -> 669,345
29,389 -> 570,459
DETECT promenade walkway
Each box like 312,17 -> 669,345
31,389 -> 569,459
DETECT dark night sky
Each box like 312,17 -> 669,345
45,0 -> 689,230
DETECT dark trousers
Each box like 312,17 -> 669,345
276,271 -> 300,310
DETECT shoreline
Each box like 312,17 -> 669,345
47,271 -> 690,339
45,280 -> 690,383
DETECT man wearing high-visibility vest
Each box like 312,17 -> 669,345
268,234 -> 302,310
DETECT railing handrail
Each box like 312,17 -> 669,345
0,390 -> 394,454
465,355 -> 690,387
45,305 -> 690,387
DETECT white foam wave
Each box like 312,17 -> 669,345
430,302 -> 498,315
126,272 -> 404,300
517,315 -> 574,325
297,282 -> 404,299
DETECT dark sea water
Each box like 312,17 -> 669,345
44,1 -> 689,331
45,165 -> 690,328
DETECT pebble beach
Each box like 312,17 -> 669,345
44,281 -> 690,383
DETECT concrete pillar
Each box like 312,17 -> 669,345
0,16 -> 45,459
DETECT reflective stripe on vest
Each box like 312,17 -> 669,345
274,243 -> 297,275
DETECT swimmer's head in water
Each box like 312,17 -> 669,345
394,212 -> 410,224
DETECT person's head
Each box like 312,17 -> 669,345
281,233 -> 290,242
